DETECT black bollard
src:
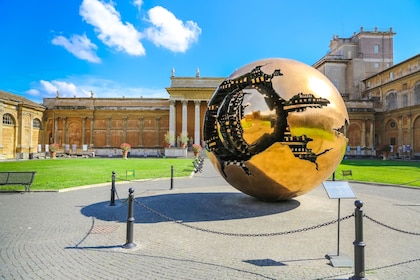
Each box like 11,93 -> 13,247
123,188 -> 136,249
110,171 -> 116,206
351,200 -> 366,280
170,165 -> 174,190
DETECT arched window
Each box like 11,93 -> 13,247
33,118 -> 41,128
414,82 -> 420,105
385,91 -> 397,111
2,113 -> 15,125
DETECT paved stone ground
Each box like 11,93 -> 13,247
0,159 -> 419,279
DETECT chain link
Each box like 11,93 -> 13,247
319,257 -> 420,280
364,213 -> 420,235
114,188 -> 128,204
115,172 -> 168,183
114,164 -> 193,183
120,194 -> 420,237
112,168 -> 173,203
133,197 -> 353,237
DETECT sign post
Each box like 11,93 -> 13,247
323,180 -> 356,267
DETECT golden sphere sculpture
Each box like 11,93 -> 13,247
203,58 -> 349,201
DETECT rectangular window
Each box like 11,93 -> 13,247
402,95 -> 408,107
390,137 -> 396,145
374,44 -> 380,54
389,72 -> 394,80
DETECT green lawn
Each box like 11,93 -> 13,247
0,158 -> 195,191
334,159 -> 420,187
0,157 -> 419,191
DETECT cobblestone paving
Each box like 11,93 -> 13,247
0,160 -> 419,279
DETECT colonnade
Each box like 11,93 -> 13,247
168,99 -> 204,146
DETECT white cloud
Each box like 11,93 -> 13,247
76,77 -> 168,98
31,78 -> 167,100
91,85 -> 167,99
145,6 -> 201,53
80,0 -> 145,56
39,80 -> 90,98
52,34 -> 101,63
133,0 -> 143,10
26,89 -> 40,97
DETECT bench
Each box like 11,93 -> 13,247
0,172 -> 36,191
342,170 -> 353,179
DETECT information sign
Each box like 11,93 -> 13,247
323,181 -> 356,199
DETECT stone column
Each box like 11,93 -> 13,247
398,115 -> 403,148
407,114 -> 413,157
361,120 -> 366,148
169,100 -> 176,145
182,100 -> 188,134
16,111 -> 22,154
62,117 -> 67,145
106,116 -> 111,147
29,113 -> 33,152
82,117 -> 86,145
155,117 -> 161,146
90,117 -> 94,147
194,100 -> 201,144
123,116 -> 128,143
138,117 -> 144,147
370,120 -> 374,154
54,117 -> 58,144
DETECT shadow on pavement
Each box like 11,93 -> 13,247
81,192 -> 300,223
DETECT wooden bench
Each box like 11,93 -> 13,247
342,170 -> 353,179
0,172 -> 36,191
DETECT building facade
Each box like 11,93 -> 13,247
1,27 -> 419,160
362,54 -> 420,158
0,90 -> 45,159
313,27 -> 420,158
42,94 -> 170,157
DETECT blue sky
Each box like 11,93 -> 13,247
1,0 -> 419,103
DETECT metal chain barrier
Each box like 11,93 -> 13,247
319,257 -> 420,280
114,188 -> 420,278
365,257 -> 420,273
115,172 -> 169,183
110,165 -> 180,204
364,213 -> 420,235
114,164 -> 190,183
321,257 -> 420,280
133,197 -> 354,237
112,175 -> 420,237
114,187 -> 128,204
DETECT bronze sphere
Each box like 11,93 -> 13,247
203,58 -> 349,201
